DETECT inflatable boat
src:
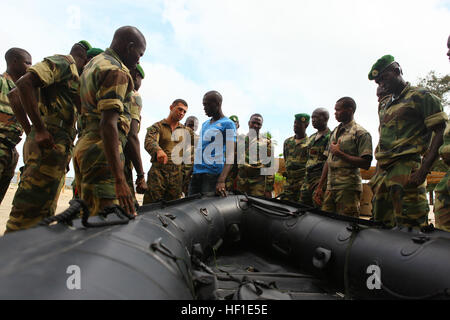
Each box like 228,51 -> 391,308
0,193 -> 449,300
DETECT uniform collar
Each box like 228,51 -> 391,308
105,48 -> 130,74
338,120 -> 355,131
2,72 -> 13,82
161,118 -> 184,129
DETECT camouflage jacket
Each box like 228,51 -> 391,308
0,72 -> 23,147
283,135 -> 309,180
145,119 -> 193,165
28,55 -> 80,140
325,120 -> 372,192
79,48 -> 133,138
304,128 -> 331,184
375,83 -> 447,166
237,133 -> 275,188
121,90 -> 143,137
439,120 -> 450,161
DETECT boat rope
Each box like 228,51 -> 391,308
343,222 -> 364,300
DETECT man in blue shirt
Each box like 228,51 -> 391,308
189,91 -> 236,197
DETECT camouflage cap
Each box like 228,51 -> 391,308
86,48 -> 104,59
295,113 -> 310,123
136,64 -> 145,79
368,55 -> 395,80
229,115 -> 239,123
78,40 -> 93,51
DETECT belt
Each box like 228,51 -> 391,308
379,154 -> 421,170
44,117 -> 76,140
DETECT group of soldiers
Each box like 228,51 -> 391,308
0,26 -> 448,234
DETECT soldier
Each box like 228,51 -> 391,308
300,108 -> 331,207
368,55 -> 447,228
5,41 -> 91,233
74,26 -> 146,217
123,64 -> 147,203
282,114 -> 310,202
314,97 -> 373,217
0,48 -> 32,204
236,114 -> 274,198
182,116 -> 199,196
226,115 -> 241,192
434,36 -> 450,232
143,99 -> 190,204
189,91 -> 236,197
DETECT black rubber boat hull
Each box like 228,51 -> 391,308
0,194 -> 448,300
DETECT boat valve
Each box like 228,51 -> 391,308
313,247 -> 332,270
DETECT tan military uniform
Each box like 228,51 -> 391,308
322,120 -> 373,217
143,119 -> 192,204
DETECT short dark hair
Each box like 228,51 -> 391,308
5,48 -> 30,64
172,99 -> 188,107
250,113 -> 263,121
337,97 -> 356,112
204,91 -> 223,105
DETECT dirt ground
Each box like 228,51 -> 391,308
0,184 -> 143,236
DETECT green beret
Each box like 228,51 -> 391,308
86,48 -> 104,58
368,55 -> 395,80
136,64 -> 145,79
295,113 -> 310,123
229,115 -> 239,123
78,40 -> 92,51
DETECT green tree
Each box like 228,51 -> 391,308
417,71 -> 450,113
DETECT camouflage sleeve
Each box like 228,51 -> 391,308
130,92 -> 142,123
356,131 -> 373,158
265,139 -> 274,192
144,123 -> 162,159
283,139 -> 288,160
439,121 -> 450,158
28,55 -> 77,88
96,69 -> 130,113
421,92 -> 448,129
323,129 -> 335,158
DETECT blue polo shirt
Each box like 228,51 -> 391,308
193,117 -> 236,175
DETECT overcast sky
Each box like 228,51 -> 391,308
1,0 -> 449,176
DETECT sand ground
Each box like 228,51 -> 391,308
0,184 -> 435,236
0,184 -> 143,236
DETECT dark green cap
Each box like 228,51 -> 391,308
136,64 -> 145,79
368,55 -> 395,80
295,113 -> 310,123
86,48 -> 104,58
229,115 -> 239,123
78,40 -> 92,51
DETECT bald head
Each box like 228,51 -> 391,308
311,107 -> 329,131
5,48 -> 32,82
110,26 -> 147,70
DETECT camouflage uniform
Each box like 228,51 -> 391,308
371,84 -> 447,228
123,90 -> 143,201
322,120 -> 373,217
226,133 -> 245,192
434,121 -> 450,231
181,129 -> 198,196
300,128 -> 331,207
73,49 -> 134,217
236,133 -> 274,197
143,119 -> 191,204
282,135 -> 308,202
6,55 -> 79,232
0,72 -> 22,204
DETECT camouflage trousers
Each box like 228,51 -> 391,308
0,142 -> 19,204
300,176 -> 324,207
370,159 -> 429,228
182,164 -> 193,196
434,171 -> 450,232
143,163 -> 183,204
322,189 -> 361,217
73,132 -> 126,217
236,166 -> 272,197
6,128 -> 72,233
225,164 -> 239,192
124,156 -> 136,202
281,174 -> 304,202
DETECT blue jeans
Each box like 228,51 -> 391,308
188,173 -> 219,196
